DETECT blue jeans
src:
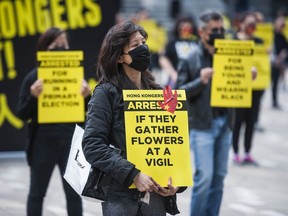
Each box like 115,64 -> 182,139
190,116 -> 231,216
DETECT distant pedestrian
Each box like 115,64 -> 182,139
232,12 -> 264,165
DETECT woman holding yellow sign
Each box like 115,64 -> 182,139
232,12 -> 264,165
82,22 -> 184,215
17,27 -> 91,216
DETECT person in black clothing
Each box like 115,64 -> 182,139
82,22 -> 184,216
159,15 -> 198,88
232,12 -> 263,165
271,15 -> 288,109
176,10 -> 233,216
17,27 -> 91,216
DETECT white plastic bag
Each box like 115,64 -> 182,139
64,124 -> 91,195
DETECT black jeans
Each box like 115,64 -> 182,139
232,90 -> 264,154
27,138 -> 82,216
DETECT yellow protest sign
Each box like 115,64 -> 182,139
123,89 -> 192,187
254,23 -> 273,49
137,19 -> 167,53
211,39 -> 254,107
37,51 -> 84,123
252,45 -> 271,90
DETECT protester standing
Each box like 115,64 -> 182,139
159,15 -> 198,88
232,12 -> 264,165
82,21 -> 185,216
17,27 -> 90,216
176,10 -> 232,216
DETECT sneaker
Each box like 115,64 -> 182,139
233,154 -> 241,164
242,154 -> 258,166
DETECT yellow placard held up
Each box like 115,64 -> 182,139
37,51 -> 84,123
252,45 -> 271,90
123,89 -> 192,187
211,39 -> 254,108
254,23 -> 273,49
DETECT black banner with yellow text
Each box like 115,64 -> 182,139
0,0 -> 120,151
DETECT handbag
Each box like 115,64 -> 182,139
82,146 -> 121,200
64,124 -> 120,201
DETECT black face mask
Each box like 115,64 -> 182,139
207,32 -> 225,46
48,46 -> 68,51
125,44 -> 151,72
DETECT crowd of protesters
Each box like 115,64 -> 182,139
17,6 -> 288,216
113,8 -> 288,216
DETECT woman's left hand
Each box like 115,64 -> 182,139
156,177 -> 179,197
81,79 -> 91,98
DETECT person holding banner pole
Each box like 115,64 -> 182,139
176,10 -> 233,216
232,12 -> 264,165
17,27 -> 91,216
82,22 -> 184,216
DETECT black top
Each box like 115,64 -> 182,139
16,68 -> 90,164
164,39 -> 197,69
274,31 -> 288,55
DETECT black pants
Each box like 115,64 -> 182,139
271,66 -> 281,106
27,138 -> 82,216
102,192 -> 166,216
232,90 -> 264,154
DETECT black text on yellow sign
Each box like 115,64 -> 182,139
123,90 -> 193,187
211,39 -> 254,108
37,51 -> 84,123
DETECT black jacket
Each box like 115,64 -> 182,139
82,83 -> 141,199
17,68 -> 90,165
176,43 -> 234,130
82,83 -> 185,214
